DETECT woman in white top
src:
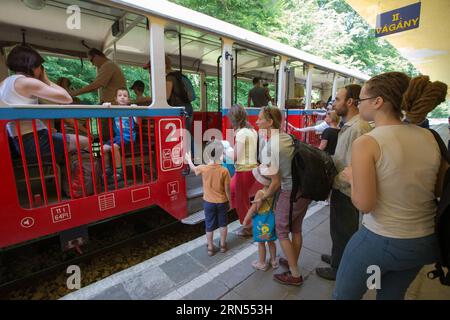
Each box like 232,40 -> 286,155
0,45 -> 88,163
227,104 -> 261,236
334,72 -> 448,300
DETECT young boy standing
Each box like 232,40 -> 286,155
102,88 -> 136,183
185,141 -> 231,256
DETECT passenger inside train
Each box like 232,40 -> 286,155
102,88 -> 137,184
0,45 -> 89,164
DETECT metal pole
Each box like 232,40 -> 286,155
273,58 -> 278,105
178,31 -> 182,74
217,55 -> 222,112
234,49 -> 238,104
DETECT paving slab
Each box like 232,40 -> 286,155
290,273 -> 335,300
159,253 -> 206,285
123,267 -> 176,299
183,279 -> 230,300
91,283 -> 132,300
215,253 -> 257,289
220,290 -> 244,300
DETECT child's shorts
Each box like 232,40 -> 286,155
204,201 -> 229,232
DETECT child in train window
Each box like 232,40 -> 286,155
185,141 -> 231,256
102,88 -> 136,184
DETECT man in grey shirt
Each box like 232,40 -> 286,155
248,77 -> 272,108
316,84 -> 372,281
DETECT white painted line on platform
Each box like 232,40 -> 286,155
61,220 -> 243,300
62,203 -> 326,300
160,244 -> 258,300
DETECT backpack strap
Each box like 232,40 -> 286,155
428,129 -> 450,163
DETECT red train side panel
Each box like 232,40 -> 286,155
0,112 -> 188,249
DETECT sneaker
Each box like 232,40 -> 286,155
252,260 -> 269,271
315,267 -> 337,281
321,254 -> 332,265
273,271 -> 304,286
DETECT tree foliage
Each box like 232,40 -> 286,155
40,0 -> 447,117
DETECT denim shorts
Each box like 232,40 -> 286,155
204,201 -> 229,232
13,129 -> 68,163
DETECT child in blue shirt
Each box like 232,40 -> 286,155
102,88 -> 136,183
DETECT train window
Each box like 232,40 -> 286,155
43,55 -> 99,105
184,73 -> 201,111
120,64 -> 151,101
205,76 -> 219,112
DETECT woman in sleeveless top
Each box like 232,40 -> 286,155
0,45 -> 88,163
334,72 -> 448,300
228,104 -> 262,236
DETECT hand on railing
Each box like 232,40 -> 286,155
102,102 -> 112,108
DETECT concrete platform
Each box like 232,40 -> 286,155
61,203 -> 450,300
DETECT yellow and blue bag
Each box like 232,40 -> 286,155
252,200 -> 277,242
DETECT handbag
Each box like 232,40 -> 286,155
252,199 -> 277,242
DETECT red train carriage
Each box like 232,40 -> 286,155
0,106 -> 187,249
0,0 -> 369,251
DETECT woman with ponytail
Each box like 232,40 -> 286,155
334,72 -> 449,300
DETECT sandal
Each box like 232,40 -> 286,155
236,227 -> 252,237
207,245 -> 217,256
252,260 -> 269,271
270,258 -> 279,269
220,244 -> 227,253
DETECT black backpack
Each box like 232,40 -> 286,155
427,129 -> 450,286
290,134 -> 337,201
168,71 -> 192,105
289,135 -> 337,230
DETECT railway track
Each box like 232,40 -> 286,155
0,206 -> 222,300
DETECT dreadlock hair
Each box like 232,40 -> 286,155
364,72 -> 411,119
401,75 -> 447,124
365,72 -> 448,122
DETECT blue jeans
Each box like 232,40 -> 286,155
333,226 -> 439,300
13,129 -> 68,163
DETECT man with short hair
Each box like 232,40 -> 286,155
71,48 -> 126,104
248,77 -> 271,108
315,84 -> 372,281
130,80 -> 151,106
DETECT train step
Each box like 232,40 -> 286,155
181,210 -> 205,225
